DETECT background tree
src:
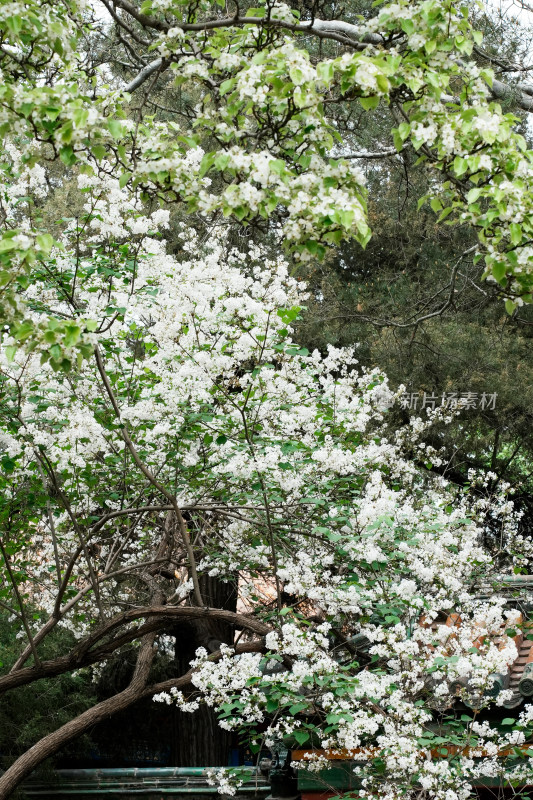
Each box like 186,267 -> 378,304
292,2 -> 533,535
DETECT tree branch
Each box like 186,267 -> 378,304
0,632 -> 158,800
0,638 -> 265,800
94,346 -> 204,607
0,536 -> 41,668
99,0 -> 150,45
109,2 -> 533,113
0,605 -> 270,695
124,57 -> 165,93
342,148 -> 400,159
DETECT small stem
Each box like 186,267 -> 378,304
39,452 -> 106,621
0,536 -> 41,667
36,460 -> 62,586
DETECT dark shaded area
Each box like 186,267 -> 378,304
295,138 -> 533,541
69,575 -> 239,768
0,573 -> 242,773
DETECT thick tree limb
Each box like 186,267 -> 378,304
343,149 -> 399,159
0,605 -> 270,695
102,0 -> 167,31
99,0 -> 150,45
124,56 -> 164,93
0,639 -> 264,800
490,75 -> 533,111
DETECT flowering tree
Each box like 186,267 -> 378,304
2,0 -> 533,798
0,170 -> 531,797
1,0 -> 533,368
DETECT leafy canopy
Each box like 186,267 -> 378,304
1,0 -> 533,368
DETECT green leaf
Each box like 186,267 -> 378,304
266,698 -> 279,713
393,129 -> 403,152
0,237 -> 18,253
64,325 -> 81,348
36,233 -> 54,254
269,159 -> 286,176
293,730 -> 310,745
5,345 -> 17,363
492,262 -> 506,282
510,223 -> 522,246
437,207 -> 453,222
107,119 -> 124,139
400,18 -> 415,34
220,79 -> 235,96
398,122 -> 410,141
119,172 -> 132,189
467,187 -> 482,204
289,703 -> 308,714
453,156 -> 468,177
317,61 -> 334,83
60,145 -> 76,166
49,344 -> 62,361
91,144 -> 107,160
199,152 -> 216,179
15,321 -> 34,341
5,15 -> 23,35
359,95 -> 379,110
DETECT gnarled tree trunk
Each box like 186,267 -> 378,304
172,575 -> 238,766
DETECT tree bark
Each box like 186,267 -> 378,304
172,575 -> 238,766
0,636 -> 266,799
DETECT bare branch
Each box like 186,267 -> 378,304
322,246 -> 479,331
0,632 -> 158,799
124,57 -> 165,93
0,537 -> 42,668
109,5 -> 533,112
94,346 -> 205,607
342,148 -> 400,159
98,0 -> 151,45
36,460 -> 62,586
488,75 -> 533,111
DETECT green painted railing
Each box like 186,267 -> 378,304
22,767 -> 270,797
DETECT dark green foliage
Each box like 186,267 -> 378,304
295,136 -> 533,530
0,613 -> 96,770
